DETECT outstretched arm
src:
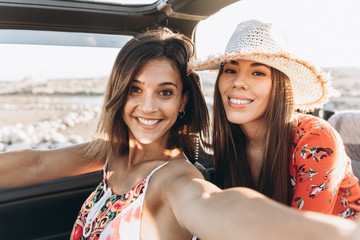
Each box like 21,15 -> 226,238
0,142 -> 103,188
165,163 -> 359,240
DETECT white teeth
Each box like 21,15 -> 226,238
229,98 -> 252,104
137,117 -> 160,126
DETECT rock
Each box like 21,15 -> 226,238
50,132 -> 67,144
10,127 -> 31,144
0,126 -> 11,144
0,143 -> 5,152
63,116 -> 76,127
68,135 -> 84,144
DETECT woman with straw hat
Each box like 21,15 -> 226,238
193,19 -> 360,218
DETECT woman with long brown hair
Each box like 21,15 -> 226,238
193,19 -> 360,218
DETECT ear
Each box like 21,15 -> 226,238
180,91 -> 189,112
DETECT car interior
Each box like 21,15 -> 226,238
0,0 -> 359,239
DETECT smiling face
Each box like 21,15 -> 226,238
218,59 -> 272,128
122,58 -> 188,145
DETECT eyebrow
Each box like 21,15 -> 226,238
132,79 -> 178,88
228,60 -> 270,69
250,62 -> 270,69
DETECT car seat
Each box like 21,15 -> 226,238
327,110 -> 360,178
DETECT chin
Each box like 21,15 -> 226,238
138,138 -> 153,144
226,114 -> 245,124
229,117 -> 255,125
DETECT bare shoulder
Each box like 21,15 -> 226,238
160,158 -> 204,182
144,157 -> 206,214
145,157 -> 205,201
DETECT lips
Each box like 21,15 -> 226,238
135,117 -> 162,128
229,98 -> 253,105
228,97 -> 253,108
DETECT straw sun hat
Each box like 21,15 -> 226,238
191,19 -> 332,112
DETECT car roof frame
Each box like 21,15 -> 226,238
0,0 -> 239,37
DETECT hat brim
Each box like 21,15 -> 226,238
190,52 -> 332,112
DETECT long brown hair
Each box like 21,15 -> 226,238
213,64 -> 294,205
86,27 -> 210,162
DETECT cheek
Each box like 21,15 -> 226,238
122,100 -> 133,120
171,99 -> 183,116
217,77 -> 229,97
259,81 -> 272,101
122,100 -> 130,113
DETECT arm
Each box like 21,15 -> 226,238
290,117 -> 351,213
0,142 -> 103,188
164,163 -> 359,240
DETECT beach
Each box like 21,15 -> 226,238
1,68 -> 359,152
0,78 -> 105,151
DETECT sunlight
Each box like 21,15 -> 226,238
196,0 -> 360,67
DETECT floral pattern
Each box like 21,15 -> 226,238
70,179 -> 145,240
289,114 -> 360,219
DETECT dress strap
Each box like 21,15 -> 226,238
102,157 -> 109,179
141,161 -> 169,201
145,161 -> 169,182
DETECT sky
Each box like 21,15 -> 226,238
0,0 -> 359,82
0,44 -> 120,82
196,0 -> 360,68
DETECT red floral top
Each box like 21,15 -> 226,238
290,114 -> 360,219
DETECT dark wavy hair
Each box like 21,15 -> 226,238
87,27 -> 210,162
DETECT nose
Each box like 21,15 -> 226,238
232,72 -> 247,89
138,93 -> 158,112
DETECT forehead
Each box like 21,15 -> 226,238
134,58 -> 182,86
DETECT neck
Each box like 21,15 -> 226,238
126,133 -> 181,167
240,118 -> 267,183
240,118 -> 266,148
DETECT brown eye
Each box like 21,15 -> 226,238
160,89 -> 173,96
253,71 -> 266,76
224,68 -> 237,74
130,86 -> 141,93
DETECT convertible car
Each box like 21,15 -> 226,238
0,0 -> 359,239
